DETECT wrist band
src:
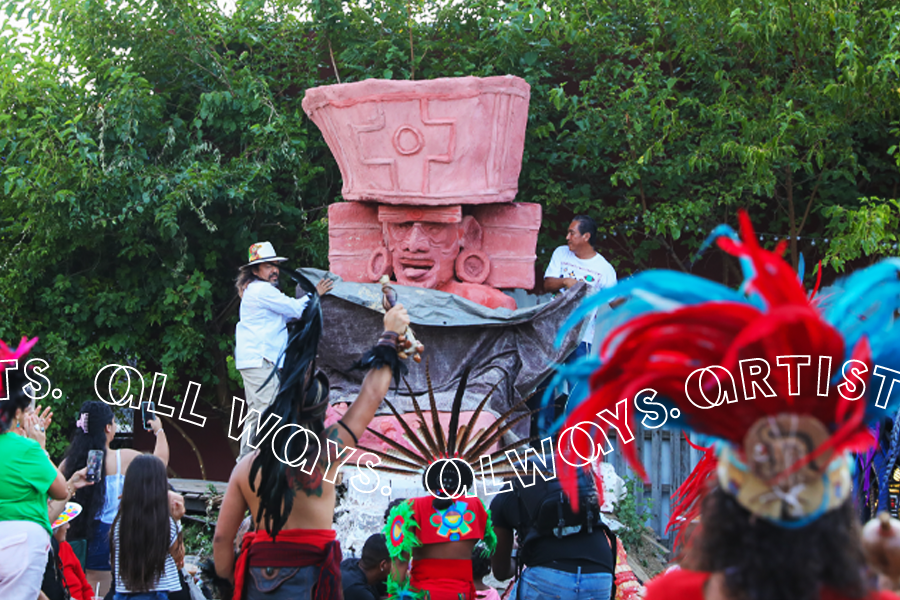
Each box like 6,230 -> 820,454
337,419 -> 359,447
350,339 -> 407,385
377,331 -> 400,350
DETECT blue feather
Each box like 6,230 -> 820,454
691,225 -> 741,266
822,259 -> 900,415
554,270 -> 754,348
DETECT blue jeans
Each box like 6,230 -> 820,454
517,566 -> 612,600
247,564 -> 320,599
86,521 -> 113,570
113,593 -> 168,600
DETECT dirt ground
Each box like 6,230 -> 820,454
625,530 -> 671,583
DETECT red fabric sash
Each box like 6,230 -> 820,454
410,558 -> 475,600
233,529 -> 341,600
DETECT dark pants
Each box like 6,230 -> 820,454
86,521 -> 113,571
529,342 -> 591,445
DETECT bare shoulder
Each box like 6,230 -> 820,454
118,448 -> 142,469
232,452 -> 255,490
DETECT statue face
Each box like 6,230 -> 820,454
386,220 -> 460,289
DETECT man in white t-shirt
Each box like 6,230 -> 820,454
234,241 -> 333,459
544,215 -> 618,351
532,216 -> 618,437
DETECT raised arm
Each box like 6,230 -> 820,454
149,415 -> 170,465
322,304 -> 411,449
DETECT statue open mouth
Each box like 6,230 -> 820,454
399,259 -> 436,280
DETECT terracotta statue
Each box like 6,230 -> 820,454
302,76 -> 541,310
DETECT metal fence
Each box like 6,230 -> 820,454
606,426 -> 703,546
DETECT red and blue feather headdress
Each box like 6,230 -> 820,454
552,211 -> 900,542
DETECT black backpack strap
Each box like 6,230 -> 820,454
599,521 -> 618,599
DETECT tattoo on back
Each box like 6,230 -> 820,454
282,427 -> 350,498
286,462 -> 325,497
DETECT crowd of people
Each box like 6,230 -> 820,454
3,213 -> 900,600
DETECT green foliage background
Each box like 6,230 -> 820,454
1,0 -> 898,454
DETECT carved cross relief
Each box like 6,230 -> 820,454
350,98 -> 456,194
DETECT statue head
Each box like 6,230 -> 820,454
369,205 -> 490,290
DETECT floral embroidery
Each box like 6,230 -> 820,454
429,500 -> 476,541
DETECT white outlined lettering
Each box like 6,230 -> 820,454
146,372 -> 176,418
633,388 -> 668,429
685,366 -> 738,409
558,421 -> 610,467
350,453 -> 381,494
227,396 -> 283,449
776,355 -> 811,396
596,398 -> 635,444
479,454 -> 514,496
274,424 -> 321,472
873,365 -> 900,409
504,437 -> 557,488
178,381 -> 207,427
94,364 -> 145,407
838,359 -> 868,401
0,359 -> 18,401
739,358 -> 776,400
817,356 -> 832,397
22,358 -> 52,401
323,439 -> 356,484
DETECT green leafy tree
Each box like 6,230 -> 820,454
1,0 -> 898,457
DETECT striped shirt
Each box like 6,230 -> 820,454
113,517 -> 182,593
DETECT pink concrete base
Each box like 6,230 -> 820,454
325,403 -> 501,460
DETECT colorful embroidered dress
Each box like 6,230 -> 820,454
385,496 -> 497,600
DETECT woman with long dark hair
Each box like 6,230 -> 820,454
111,454 -> 183,599
0,338 -> 91,599
61,399 -> 169,596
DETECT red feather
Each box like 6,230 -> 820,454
558,211 -> 876,515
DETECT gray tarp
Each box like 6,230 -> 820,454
301,269 -> 588,437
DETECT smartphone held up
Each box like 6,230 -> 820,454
141,401 -> 156,431
85,450 -> 104,484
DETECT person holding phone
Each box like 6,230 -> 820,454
60,400 -> 169,597
110,454 -> 184,600
0,339 -> 93,600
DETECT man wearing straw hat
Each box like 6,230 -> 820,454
234,241 -> 333,459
